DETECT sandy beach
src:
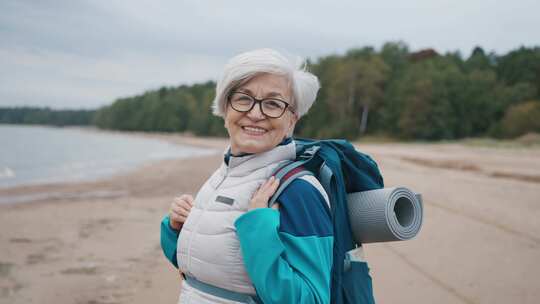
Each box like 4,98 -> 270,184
1,130 -> 539,304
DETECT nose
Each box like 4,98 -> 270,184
246,101 -> 266,120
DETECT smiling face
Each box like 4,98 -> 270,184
224,73 -> 297,155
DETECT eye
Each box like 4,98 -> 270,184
263,99 -> 285,110
231,93 -> 253,105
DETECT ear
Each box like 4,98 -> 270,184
223,106 -> 229,129
287,113 -> 298,134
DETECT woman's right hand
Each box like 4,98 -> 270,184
169,194 -> 194,231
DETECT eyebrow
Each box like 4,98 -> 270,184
239,88 -> 285,99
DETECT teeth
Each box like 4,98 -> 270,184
243,126 -> 267,133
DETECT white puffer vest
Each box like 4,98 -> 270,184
176,141 -> 296,301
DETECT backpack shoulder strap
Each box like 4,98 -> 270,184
267,141 -> 322,208
268,161 -> 313,208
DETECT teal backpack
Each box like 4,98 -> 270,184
269,138 -> 384,304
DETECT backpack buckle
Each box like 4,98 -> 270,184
298,146 -> 320,160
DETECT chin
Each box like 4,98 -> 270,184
238,143 -> 270,154
232,137 -> 272,154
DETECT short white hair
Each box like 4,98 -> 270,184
212,48 -> 320,118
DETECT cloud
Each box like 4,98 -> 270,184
1,46 -> 226,109
1,0 -> 539,109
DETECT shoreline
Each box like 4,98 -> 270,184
0,130 -> 228,304
0,126 -> 229,205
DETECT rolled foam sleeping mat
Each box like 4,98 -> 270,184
347,187 -> 423,244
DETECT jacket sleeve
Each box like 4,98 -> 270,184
235,178 -> 333,304
160,215 -> 180,268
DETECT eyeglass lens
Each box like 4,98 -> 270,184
229,92 -> 288,118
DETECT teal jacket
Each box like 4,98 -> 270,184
161,177 -> 334,303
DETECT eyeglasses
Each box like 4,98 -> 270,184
228,91 -> 292,118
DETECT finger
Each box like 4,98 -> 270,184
177,200 -> 193,211
252,179 -> 269,198
271,203 -> 280,210
171,213 -> 187,224
258,176 -> 276,193
170,210 -> 187,221
182,194 -> 194,206
260,177 -> 280,197
172,197 -> 184,209
271,177 -> 280,190
173,202 -> 192,215
176,194 -> 194,206
172,198 -> 181,208
171,200 -> 191,212
173,198 -> 190,209
172,207 -> 190,218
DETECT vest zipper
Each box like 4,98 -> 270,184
186,166 -> 228,273
215,166 -> 228,189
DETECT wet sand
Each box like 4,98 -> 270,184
0,131 -> 228,304
1,131 -> 539,304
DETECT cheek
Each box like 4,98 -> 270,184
273,119 -> 293,138
224,110 -> 238,130
223,108 -> 229,128
283,115 -> 296,133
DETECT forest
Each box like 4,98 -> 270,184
0,107 -> 95,126
2,43 -> 539,140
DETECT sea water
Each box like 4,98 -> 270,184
0,125 -> 217,189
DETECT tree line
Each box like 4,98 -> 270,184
297,43 -> 539,140
2,43 -> 539,140
92,81 -> 228,136
0,107 -> 95,126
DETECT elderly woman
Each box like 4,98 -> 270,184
160,49 -> 332,304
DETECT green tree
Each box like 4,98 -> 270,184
496,47 -> 540,98
498,101 -> 540,137
464,46 -> 495,72
326,56 -> 389,136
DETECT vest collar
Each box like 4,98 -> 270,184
223,139 -> 296,176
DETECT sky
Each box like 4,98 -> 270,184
1,0 -> 539,110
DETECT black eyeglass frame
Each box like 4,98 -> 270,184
227,91 -> 294,118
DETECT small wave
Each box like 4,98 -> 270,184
0,167 -> 15,178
